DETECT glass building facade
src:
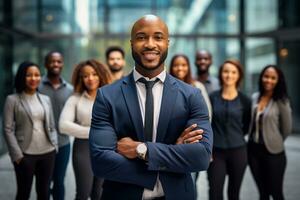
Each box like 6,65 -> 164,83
1,0 -> 300,154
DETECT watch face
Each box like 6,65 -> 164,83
137,143 -> 147,160
137,143 -> 147,153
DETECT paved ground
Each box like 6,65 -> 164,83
1,135 -> 300,200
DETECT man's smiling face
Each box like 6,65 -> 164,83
130,15 -> 169,72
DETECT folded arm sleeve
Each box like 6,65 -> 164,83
241,94 -> 252,135
89,89 -> 157,189
47,97 -> 58,148
147,89 -> 213,173
278,100 -> 292,140
59,95 -> 89,139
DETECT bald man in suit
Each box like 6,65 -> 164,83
89,15 -> 213,200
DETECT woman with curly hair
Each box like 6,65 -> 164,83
59,59 -> 112,199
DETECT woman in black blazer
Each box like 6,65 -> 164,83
208,59 -> 251,200
248,65 -> 292,200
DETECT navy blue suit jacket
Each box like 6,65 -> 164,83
89,72 -> 213,200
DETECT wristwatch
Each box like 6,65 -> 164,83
136,143 -> 147,160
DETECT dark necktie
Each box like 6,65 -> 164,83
138,77 -> 160,142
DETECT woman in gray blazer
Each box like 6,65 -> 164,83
3,61 -> 58,200
248,65 -> 292,200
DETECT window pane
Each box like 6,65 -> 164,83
245,38 -> 276,94
42,0 -> 74,33
279,41 -> 300,131
246,0 -> 278,33
0,0 -> 3,23
13,0 -> 38,32
167,38 -> 196,73
163,0 -> 239,34
106,1 -> 152,34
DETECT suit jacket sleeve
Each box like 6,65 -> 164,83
45,95 -> 58,150
240,92 -> 252,135
3,95 -> 24,162
89,89 -> 157,189
278,99 -> 292,140
146,88 -> 213,173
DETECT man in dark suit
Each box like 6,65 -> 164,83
89,14 -> 213,200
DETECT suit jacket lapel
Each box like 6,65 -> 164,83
37,93 -> 49,129
156,74 -> 178,142
121,73 -> 145,141
19,93 -> 34,124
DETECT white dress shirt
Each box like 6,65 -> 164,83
133,68 -> 166,199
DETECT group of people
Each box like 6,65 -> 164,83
169,50 -> 292,200
3,46 -> 126,200
3,14 -> 292,200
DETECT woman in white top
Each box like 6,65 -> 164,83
3,61 -> 57,200
59,59 -> 112,200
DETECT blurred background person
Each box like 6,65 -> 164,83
208,59 -> 251,200
3,61 -> 57,200
59,59 -> 112,200
105,46 -> 126,81
170,54 -> 212,119
247,65 -> 292,200
39,51 -> 73,200
195,49 -> 219,94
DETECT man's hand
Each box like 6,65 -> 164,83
176,124 -> 203,144
117,137 -> 142,159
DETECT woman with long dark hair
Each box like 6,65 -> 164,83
169,54 -> 212,119
3,61 -> 57,199
248,65 -> 292,200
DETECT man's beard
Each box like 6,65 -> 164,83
48,69 -> 61,77
132,49 -> 168,71
109,65 -> 123,73
197,66 -> 209,76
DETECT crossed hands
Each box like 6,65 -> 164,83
175,124 -> 203,145
117,124 -> 204,159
